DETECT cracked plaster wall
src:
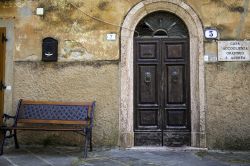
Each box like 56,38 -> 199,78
0,0 -> 250,148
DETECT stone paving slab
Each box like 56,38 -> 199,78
0,146 -> 249,166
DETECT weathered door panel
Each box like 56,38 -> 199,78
134,132 -> 162,146
137,65 -> 158,105
165,65 -> 186,104
163,131 -> 190,146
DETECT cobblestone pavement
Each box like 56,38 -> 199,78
0,146 -> 249,166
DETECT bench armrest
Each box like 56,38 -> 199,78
3,114 -> 16,119
2,114 -> 16,127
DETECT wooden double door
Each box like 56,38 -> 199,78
134,37 -> 190,146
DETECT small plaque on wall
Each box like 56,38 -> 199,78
218,41 -> 250,61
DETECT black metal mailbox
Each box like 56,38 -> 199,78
42,37 -> 58,62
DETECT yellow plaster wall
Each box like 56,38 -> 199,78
1,0 -> 249,61
1,0 -> 134,61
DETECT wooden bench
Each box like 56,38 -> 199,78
0,99 -> 95,158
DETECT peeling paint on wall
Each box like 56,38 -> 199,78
61,40 -> 93,61
98,1 -> 110,10
236,0 -> 249,38
19,6 -> 32,17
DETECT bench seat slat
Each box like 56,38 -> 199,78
17,119 -> 90,125
2,127 -> 84,131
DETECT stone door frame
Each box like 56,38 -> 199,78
119,0 -> 206,148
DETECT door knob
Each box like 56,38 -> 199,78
172,71 -> 178,82
144,72 -> 152,83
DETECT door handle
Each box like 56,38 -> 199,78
144,72 -> 152,83
172,71 -> 178,82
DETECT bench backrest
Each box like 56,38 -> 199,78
14,99 -> 95,126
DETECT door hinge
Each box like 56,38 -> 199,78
0,81 -> 6,91
2,33 -> 8,43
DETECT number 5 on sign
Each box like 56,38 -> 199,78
205,29 -> 218,39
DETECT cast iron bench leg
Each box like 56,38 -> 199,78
14,129 -> 19,149
83,129 -> 89,158
90,129 -> 92,152
0,130 -> 6,155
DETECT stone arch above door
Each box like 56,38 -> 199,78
119,0 -> 206,148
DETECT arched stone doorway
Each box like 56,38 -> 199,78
120,0 -> 206,148
134,11 -> 190,146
